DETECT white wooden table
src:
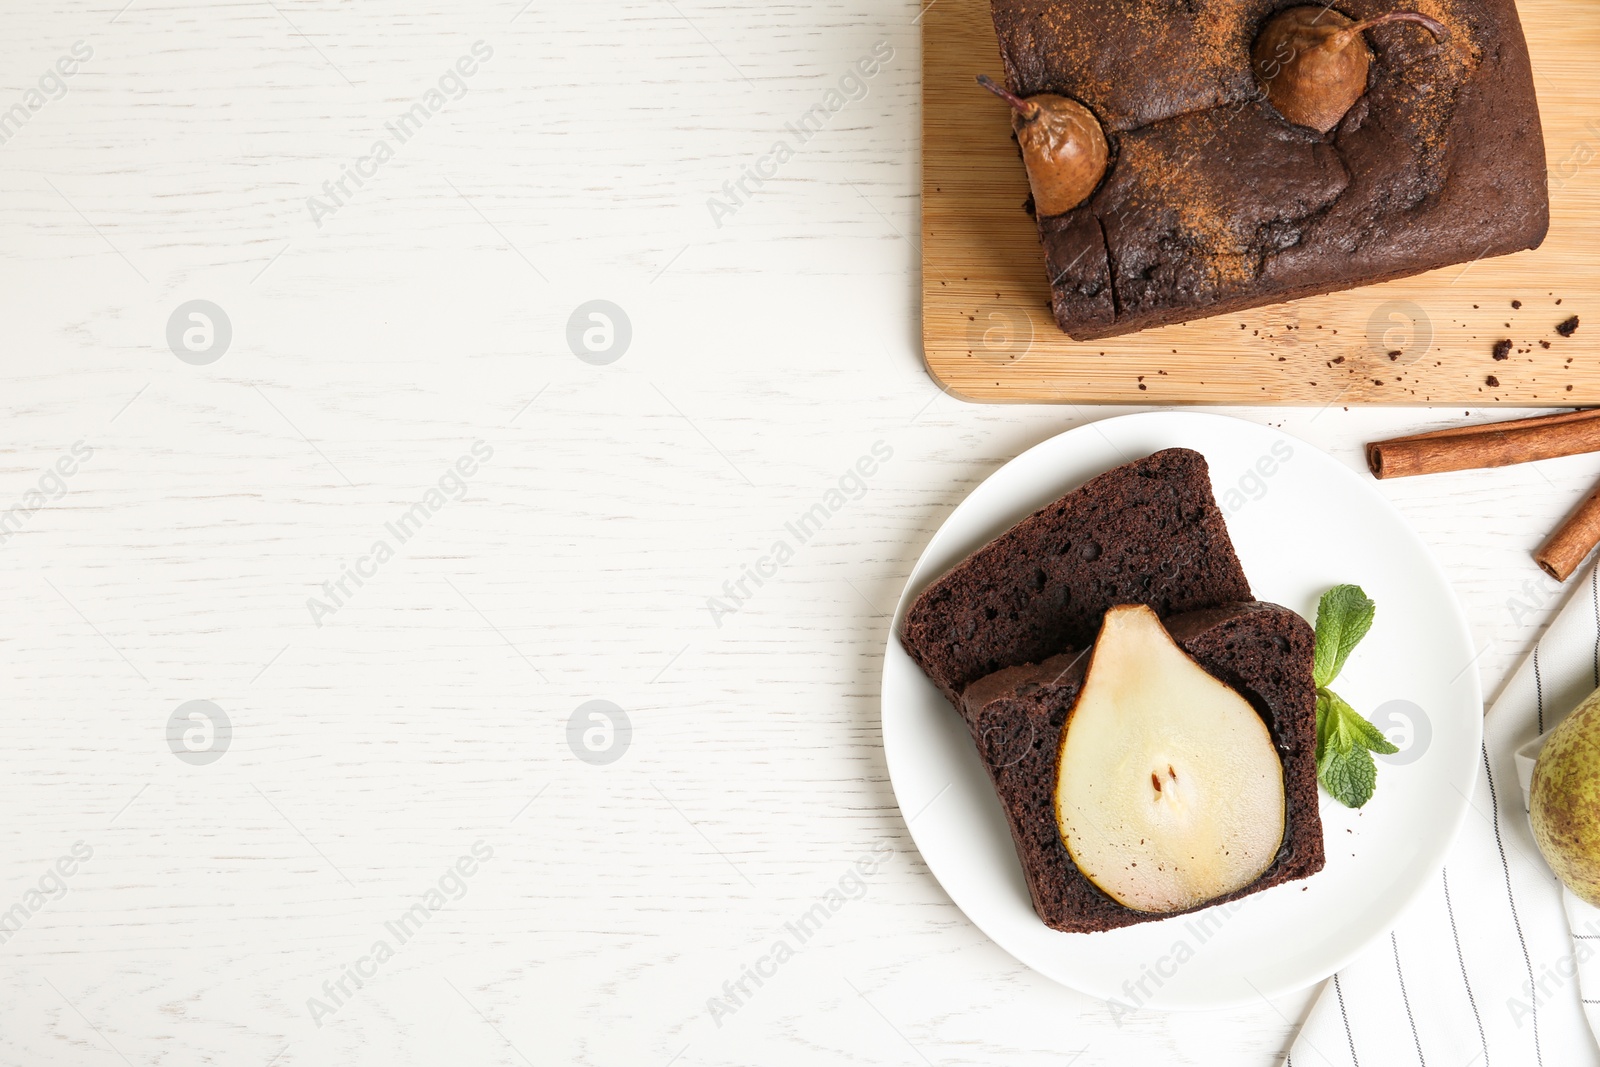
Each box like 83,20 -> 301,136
1,3 -> 1592,1064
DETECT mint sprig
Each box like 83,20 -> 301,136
1311,585 -> 1396,808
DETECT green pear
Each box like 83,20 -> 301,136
1531,685 -> 1600,907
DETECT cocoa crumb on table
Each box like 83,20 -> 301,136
1558,315 -> 1581,337
1493,340 -> 1512,360
1513,300 -> 1522,309
1486,375 -> 1500,387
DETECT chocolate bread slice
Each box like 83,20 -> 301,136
899,448 -> 1250,707
961,601 -> 1324,933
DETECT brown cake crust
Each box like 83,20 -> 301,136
989,0 -> 1550,339
899,448 -> 1251,707
960,601 -> 1325,933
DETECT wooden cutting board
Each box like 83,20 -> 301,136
922,0 -> 1600,405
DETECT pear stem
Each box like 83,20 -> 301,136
977,75 -> 1041,121
1334,10 -> 1452,49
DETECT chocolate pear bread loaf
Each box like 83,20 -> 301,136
899,448 -> 1250,707
961,601 -> 1324,933
989,0 -> 1550,339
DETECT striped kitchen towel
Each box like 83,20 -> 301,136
1287,566 -> 1600,1067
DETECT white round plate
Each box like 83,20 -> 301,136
882,411 -> 1482,1010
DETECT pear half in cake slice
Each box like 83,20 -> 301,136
1055,604 -> 1287,914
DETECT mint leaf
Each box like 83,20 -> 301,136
1312,585 -> 1375,688
1314,692 -> 1393,806
1318,743 -> 1378,808
1319,689 -> 1388,752
1310,586 -> 1392,808
1314,690 -> 1336,763
1339,697 -> 1399,756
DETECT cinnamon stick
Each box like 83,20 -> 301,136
1366,408 -> 1600,479
1537,480 -> 1600,581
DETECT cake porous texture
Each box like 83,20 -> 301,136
899,447 -> 1252,706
